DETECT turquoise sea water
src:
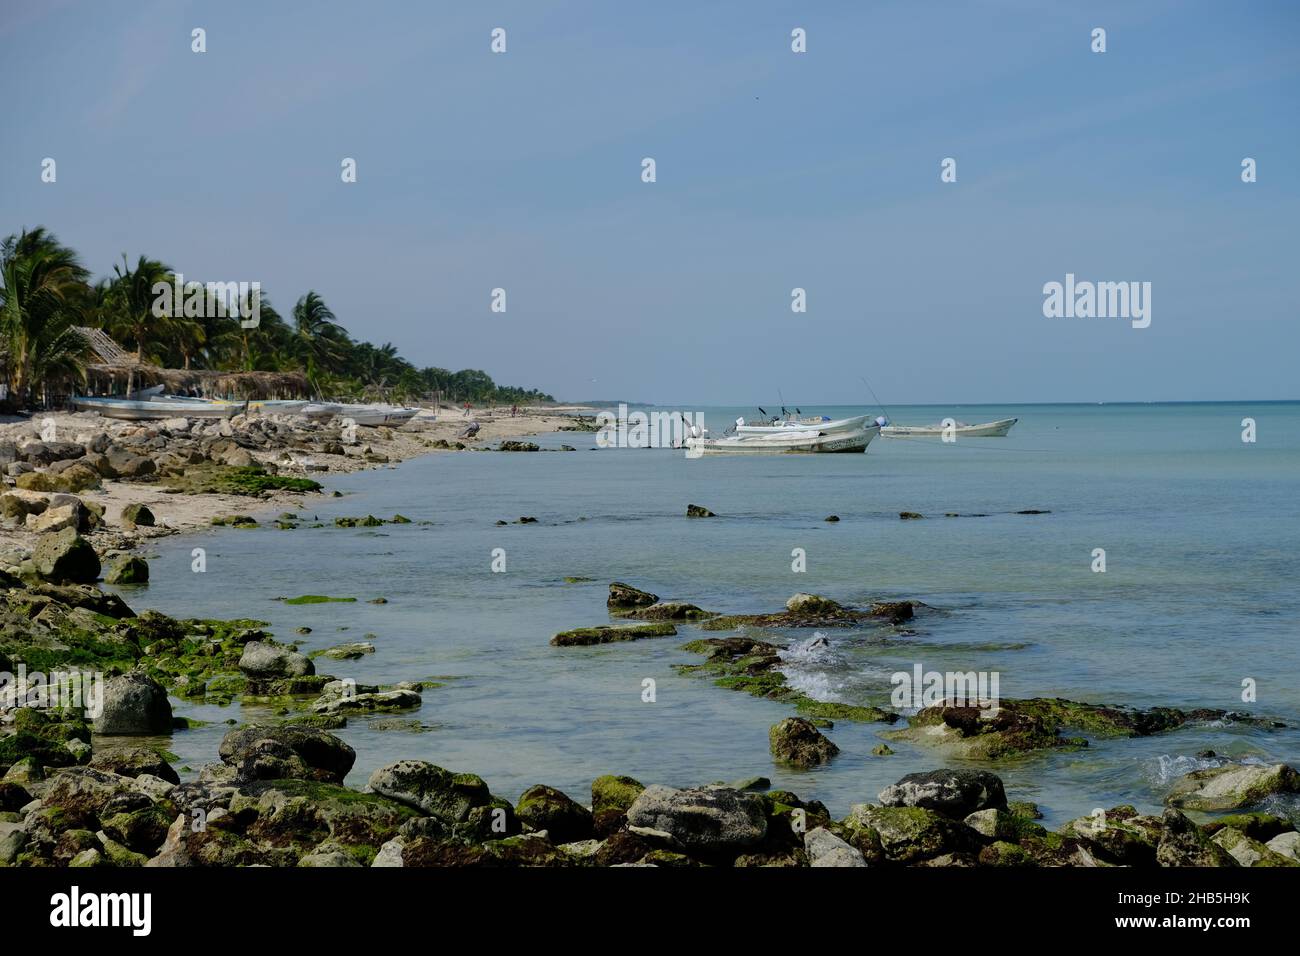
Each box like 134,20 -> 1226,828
120,402 -> 1300,827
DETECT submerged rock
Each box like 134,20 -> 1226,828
685,504 -> 715,518
769,717 -> 839,768
550,622 -> 677,646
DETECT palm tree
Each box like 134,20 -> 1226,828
292,291 -> 348,383
102,254 -> 175,361
0,228 -> 91,405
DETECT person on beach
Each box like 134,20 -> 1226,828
463,401 -> 472,417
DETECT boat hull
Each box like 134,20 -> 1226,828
734,413 -> 872,436
687,426 -> 879,456
71,397 -> 241,420
881,418 -> 1018,438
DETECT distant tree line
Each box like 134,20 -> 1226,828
0,227 -> 555,407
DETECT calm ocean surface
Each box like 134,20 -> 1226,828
120,402 -> 1300,826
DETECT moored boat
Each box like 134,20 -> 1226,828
734,413 -> 874,436
686,423 -> 880,455
881,417 -> 1018,438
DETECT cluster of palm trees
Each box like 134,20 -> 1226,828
0,227 -> 554,409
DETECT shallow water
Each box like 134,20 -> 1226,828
118,402 -> 1300,827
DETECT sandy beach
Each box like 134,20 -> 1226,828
0,405 -> 589,556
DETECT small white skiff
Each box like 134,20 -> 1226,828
881,418 -> 1018,438
687,424 -> 879,455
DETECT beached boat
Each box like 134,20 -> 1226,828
881,418 -> 1018,438
303,402 -> 343,420
70,395 -> 243,420
734,413 -> 875,436
334,404 -> 420,426
686,423 -> 880,455
151,395 -> 309,415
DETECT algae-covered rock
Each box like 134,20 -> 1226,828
625,785 -> 766,854
878,769 -> 1007,818
1166,763 -> 1300,812
1155,808 -> 1236,867
606,582 -> 658,609
218,725 -> 356,784
685,504 -> 715,518
769,717 -> 839,768
841,804 -> 981,864
368,760 -> 495,826
591,774 -> 645,837
514,784 -> 593,844
550,622 -> 676,646
32,528 -> 100,583
104,555 -> 150,585
120,503 -> 155,528
1059,806 -> 1163,866
238,641 -> 315,679
1211,826 -> 1298,867
89,746 -> 179,785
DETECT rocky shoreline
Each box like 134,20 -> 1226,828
0,406 -> 580,565
1,567 -> 1297,867
0,415 -> 1297,868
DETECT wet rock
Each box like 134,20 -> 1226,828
311,689 -> 421,715
1059,806 -> 1162,865
612,601 -> 714,621
89,747 -> 179,785
515,784 -> 594,844
769,717 -> 839,768
824,515 -> 840,522
1155,809 -> 1236,866
104,555 -> 150,585
591,774 -> 645,837
1211,827 -> 1298,867
1266,831 -> 1300,862
32,528 -> 101,583
805,827 -> 867,867
785,593 -> 843,615
606,582 -> 658,609
498,441 -> 540,452
550,622 -> 676,646
218,725 -> 356,784
238,641 -> 315,679
368,760 -> 494,826
120,503 -> 155,528
316,641 -> 376,660
841,805 -> 982,864
93,672 -> 172,735
625,785 -> 766,854
686,504 -> 715,518
899,511 -> 924,520
878,769 -> 1007,818
1165,763 -> 1300,812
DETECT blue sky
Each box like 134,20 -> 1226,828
2,0 -> 1297,403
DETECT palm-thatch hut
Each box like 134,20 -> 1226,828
76,327 -> 309,400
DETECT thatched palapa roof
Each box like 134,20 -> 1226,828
76,327 -> 309,400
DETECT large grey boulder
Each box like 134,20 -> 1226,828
625,785 -> 767,853
878,769 -> 1007,818
805,827 -> 868,867
32,527 -> 100,583
93,672 -> 172,735
238,641 -> 314,678
367,760 -> 493,824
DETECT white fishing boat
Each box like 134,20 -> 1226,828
151,395 -> 309,415
686,423 -> 880,455
70,395 -> 243,420
881,417 -> 1018,438
334,404 -> 420,426
734,413 -> 874,436
303,402 -> 344,420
